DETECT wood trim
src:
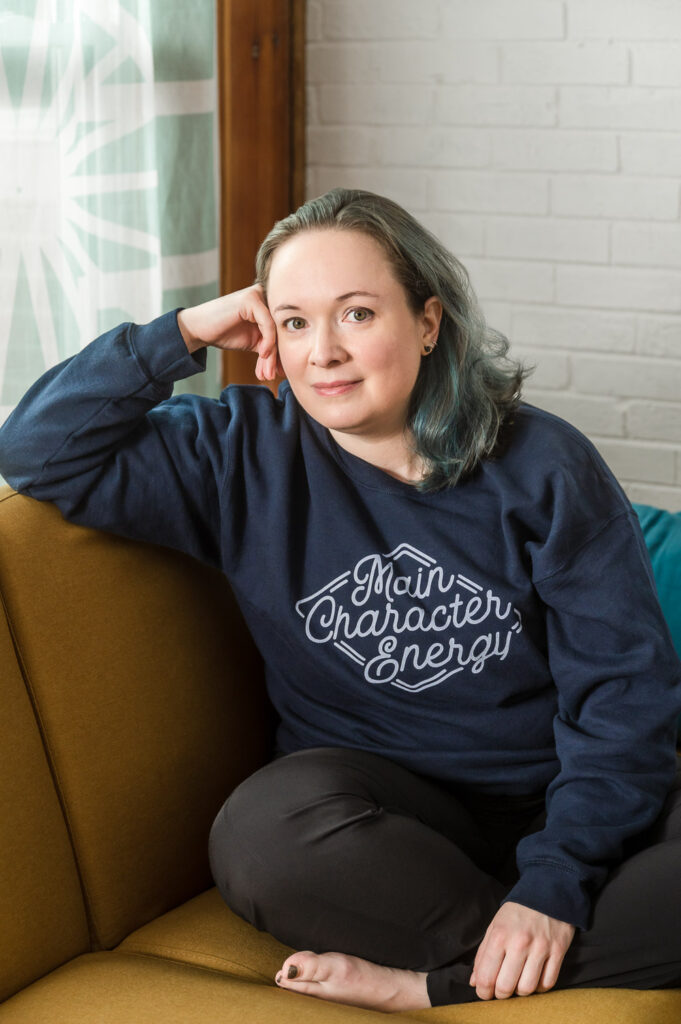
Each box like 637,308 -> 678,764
216,0 -> 306,389
290,0 -> 307,211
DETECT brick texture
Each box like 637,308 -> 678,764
308,0 -> 681,510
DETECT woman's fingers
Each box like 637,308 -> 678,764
255,345 -> 280,382
514,952 -> 550,997
180,284 -> 277,355
535,950 -> 565,993
254,325 -> 279,376
241,287 -> 281,379
178,282 -> 281,378
472,942 -> 505,1000
248,297 -> 278,358
469,903 -> 575,1001
474,944 -> 547,1000
469,930 -> 488,989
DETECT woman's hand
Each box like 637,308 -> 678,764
176,284 -> 281,381
469,901 -> 575,1000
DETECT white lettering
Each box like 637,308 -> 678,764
364,636 -> 399,684
296,545 -> 523,691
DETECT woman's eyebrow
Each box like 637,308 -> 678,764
273,291 -> 379,314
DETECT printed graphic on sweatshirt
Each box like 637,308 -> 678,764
295,544 -> 523,693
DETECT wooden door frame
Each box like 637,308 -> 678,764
216,0 -> 306,388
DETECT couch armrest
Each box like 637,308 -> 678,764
0,485 -> 275,949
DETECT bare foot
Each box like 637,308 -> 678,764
274,950 -> 431,1012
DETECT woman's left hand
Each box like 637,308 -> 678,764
469,901 -> 576,1000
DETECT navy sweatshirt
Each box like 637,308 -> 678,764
1,309 -> 680,932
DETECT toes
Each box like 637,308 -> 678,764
276,951 -> 321,987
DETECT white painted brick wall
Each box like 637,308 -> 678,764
307,0 -> 681,510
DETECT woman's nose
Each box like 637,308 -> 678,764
309,324 -> 346,365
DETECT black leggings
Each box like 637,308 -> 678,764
208,746 -> 681,1007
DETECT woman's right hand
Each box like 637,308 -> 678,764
176,284 -> 281,381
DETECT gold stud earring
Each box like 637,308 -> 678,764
423,345 -> 434,354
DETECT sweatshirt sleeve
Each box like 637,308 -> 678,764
502,504 -> 681,930
0,310 -> 227,570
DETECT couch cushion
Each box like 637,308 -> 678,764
633,504 -> 681,658
116,886 -> 294,982
0,949 -> 678,1024
0,488 -> 274,951
0,951 -> 380,1023
0,531 -> 90,1002
413,989 -> 681,1024
633,503 -> 681,735
115,888 -> 681,1024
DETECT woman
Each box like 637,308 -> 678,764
1,188 -> 680,1012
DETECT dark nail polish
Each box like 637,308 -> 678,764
288,965 -> 298,979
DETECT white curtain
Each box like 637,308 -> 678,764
0,0 -> 221,430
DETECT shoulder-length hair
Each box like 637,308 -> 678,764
255,187 -> 529,492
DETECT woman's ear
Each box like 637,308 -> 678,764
423,296 -> 443,346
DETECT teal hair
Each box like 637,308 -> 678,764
255,187 -> 530,491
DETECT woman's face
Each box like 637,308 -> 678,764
266,228 -> 441,447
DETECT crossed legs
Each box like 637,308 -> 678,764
208,746 -> 681,1009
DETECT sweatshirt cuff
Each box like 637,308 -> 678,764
129,309 -> 208,385
501,863 -> 592,931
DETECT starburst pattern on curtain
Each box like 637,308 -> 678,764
0,0 -> 220,429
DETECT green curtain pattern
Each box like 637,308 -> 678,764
0,0 -> 221,433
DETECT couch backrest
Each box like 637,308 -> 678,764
0,487 -> 273,958
0,588 -> 90,1002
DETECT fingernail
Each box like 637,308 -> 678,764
288,965 -> 298,979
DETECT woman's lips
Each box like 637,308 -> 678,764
311,380 -> 361,396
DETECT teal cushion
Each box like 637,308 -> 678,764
632,503 -> 681,740
633,503 -> 681,660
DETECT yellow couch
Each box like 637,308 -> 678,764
1,483 -> 679,1024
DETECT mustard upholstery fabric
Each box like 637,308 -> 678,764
0,489 -> 272,950
406,989 -> 681,1024
116,884 -> 294,978
0,952 -> 384,1023
117,885 -> 297,983
1,951 -> 680,1024
0,579 -> 89,1002
117,887 -> 681,1022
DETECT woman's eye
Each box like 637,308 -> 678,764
347,307 -> 373,323
284,316 -> 306,330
